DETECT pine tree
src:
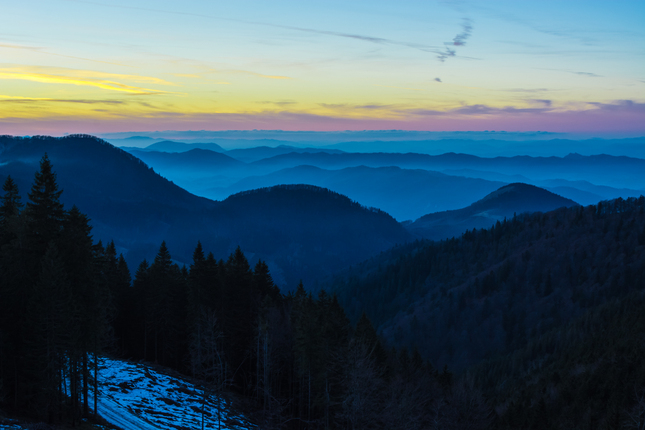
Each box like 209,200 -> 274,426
23,242 -> 74,421
24,154 -> 65,256
60,206 -> 111,418
146,242 -> 187,368
132,259 -> 150,359
354,313 -> 387,367
222,247 -> 255,391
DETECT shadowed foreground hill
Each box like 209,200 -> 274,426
330,196 -> 645,427
0,135 -> 411,288
406,183 -> 579,240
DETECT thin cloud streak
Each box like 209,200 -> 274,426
0,66 -> 178,95
506,88 -> 550,93
63,0 -> 465,61
0,96 -> 124,104
438,18 -> 473,62
452,18 -> 473,46
0,71 -> 169,95
574,71 -> 602,77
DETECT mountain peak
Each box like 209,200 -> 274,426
407,183 -> 579,241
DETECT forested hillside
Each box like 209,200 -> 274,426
0,135 -> 410,288
330,195 -> 645,427
2,136 -> 644,428
0,155 -> 489,429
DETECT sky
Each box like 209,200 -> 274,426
1,0 -> 644,136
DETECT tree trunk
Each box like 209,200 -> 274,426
83,353 -> 89,416
94,352 -> 98,419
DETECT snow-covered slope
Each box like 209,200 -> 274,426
97,358 -> 254,430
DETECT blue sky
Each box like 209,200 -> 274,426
1,0 -> 643,135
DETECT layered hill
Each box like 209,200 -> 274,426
248,151 -> 645,189
205,165 -> 506,221
129,148 -> 244,178
118,147 -> 644,220
406,183 -> 579,240
0,135 -> 410,288
135,140 -> 226,153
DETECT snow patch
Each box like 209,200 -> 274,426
97,358 -> 254,430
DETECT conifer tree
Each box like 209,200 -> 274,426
24,242 -> 74,421
223,247 -> 255,390
132,259 -> 150,359
60,206 -> 111,418
147,242 -> 187,368
24,154 -> 65,256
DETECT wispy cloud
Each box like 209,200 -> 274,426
530,99 -> 552,107
272,24 -> 447,56
574,71 -> 602,78
401,100 -> 645,118
452,104 -> 551,115
0,66 -> 176,95
437,18 -> 474,62
257,100 -> 297,106
537,68 -> 603,78
63,0 -> 468,62
452,18 -> 473,46
355,104 -> 394,110
0,95 -> 124,104
319,102 -> 396,112
506,88 -> 550,93
587,100 -> 645,112
4,99 -> 644,136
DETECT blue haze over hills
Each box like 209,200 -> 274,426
100,130 -> 645,158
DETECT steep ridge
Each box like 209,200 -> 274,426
406,183 -> 579,240
0,135 -> 410,288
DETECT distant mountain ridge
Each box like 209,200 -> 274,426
406,183 -> 579,240
205,165 -> 506,221
115,144 -> 645,219
141,140 -> 226,152
0,134 -> 410,288
129,148 -> 244,175
248,151 -> 645,188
